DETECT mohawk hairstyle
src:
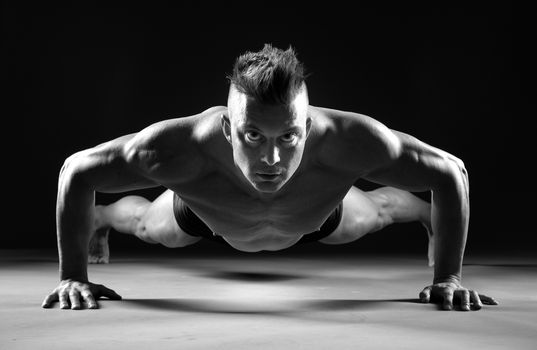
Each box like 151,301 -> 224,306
227,44 -> 307,105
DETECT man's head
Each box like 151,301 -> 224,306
222,44 -> 311,194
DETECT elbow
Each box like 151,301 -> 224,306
59,151 -> 94,188
449,156 -> 469,188
434,156 -> 469,197
60,152 -> 79,177
60,152 -> 79,180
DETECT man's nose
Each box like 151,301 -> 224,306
260,142 -> 280,166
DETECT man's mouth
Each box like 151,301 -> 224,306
255,172 -> 282,181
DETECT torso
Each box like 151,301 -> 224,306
162,106 -> 364,251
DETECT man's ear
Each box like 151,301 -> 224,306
305,117 -> 312,138
221,114 -> 232,144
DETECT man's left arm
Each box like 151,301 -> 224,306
359,128 -> 498,311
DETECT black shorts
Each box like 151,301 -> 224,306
172,194 -> 343,245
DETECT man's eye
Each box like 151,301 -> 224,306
246,131 -> 262,142
281,133 -> 297,142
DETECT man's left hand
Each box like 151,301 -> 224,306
419,281 -> 499,311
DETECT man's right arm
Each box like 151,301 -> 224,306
42,133 -> 161,309
57,134 -> 160,282
42,112 -> 211,309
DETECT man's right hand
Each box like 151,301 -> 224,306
42,279 -> 122,310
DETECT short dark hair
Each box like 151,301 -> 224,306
227,44 -> 307,105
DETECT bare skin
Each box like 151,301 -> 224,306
42,87 -> 498,311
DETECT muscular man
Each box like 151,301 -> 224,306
42,44 -> 497,311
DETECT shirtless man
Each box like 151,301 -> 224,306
42,44 -> 497,311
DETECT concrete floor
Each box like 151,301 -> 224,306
1,248 -> 536,349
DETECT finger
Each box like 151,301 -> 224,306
460,290 -> 471,311
470,290 -> 482,310
42,293 -> 58,308
69,290 -> 81,310
100,286 -> 122,300
59,291 -> 70,310
419,287 -> 431,303
81,290 -> 98,309
479,294 -> 499,305
442,290 -> 454,310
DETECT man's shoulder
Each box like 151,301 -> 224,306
309,106 -> 394,147
191,106 -> 228,143
124,106 -> 227,179
310,106 -> 384,133
309,106 -> 400,173
132,106 -> 226,148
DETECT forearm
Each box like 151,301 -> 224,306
56,166 -> 95,282
431,170 -> 470,284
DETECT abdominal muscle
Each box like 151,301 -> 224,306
222,229 -> 305,252
213,217 -> 325,252
175,187 -> 331,252
207,216 -> 315,252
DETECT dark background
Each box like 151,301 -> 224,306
2,3 -> 534,256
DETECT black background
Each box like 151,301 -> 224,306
3,3 -> 534,256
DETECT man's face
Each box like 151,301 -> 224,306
223,86 -> 311,194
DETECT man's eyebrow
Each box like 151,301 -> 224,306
284,126 -> 301,132
242,123 -> 261,130
240,123 -> 301,134
279,126 -> 302,134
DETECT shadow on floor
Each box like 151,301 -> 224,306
463,263 -> 537,268
122,297 -> 423,315
199,270 -> 307,282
